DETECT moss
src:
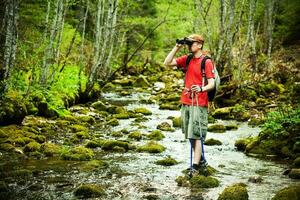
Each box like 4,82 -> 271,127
217,183 -> 248,200
208,115 -> 216,123
289,169 -> 300,179
134,117 -> 148,123
172,117 -> 182,127
0,129 -> 8,138
24,141 -> 41,152
0,143 -> 15,152
157,122 -> 175,132
74,184 -> 106,198
293,141 -> 300,153
101,140 -> 129,151
134,107 -> 152,115
69,124 -> 88,133
137,141 -> 165,153
155,156 -> 178,166
77,116 -> 95,124
190,175 -> 220,188
205,138 -> 222,146
225,124 -> 238,130
91,101 -> 108,111
61,146 -> 94,161
81,160 -> 109,172
212,107 -> 233,119
128,131 -> 142,141
42,143 -> 61,157
111,131 -> 123,138
113,113 -> 130,119
147,130 -> 165,141
133,75 -> 151,88
294,157 -> 300,168
175,176 -> 190,187
208,124 -> 226,133
248,117 -> 264,126
112,146 -> 126,153
272,184 -> 300,200
235,138 -> 253,151
159,103 -> 179,110
85,139 -> 103,148
107,118 -> 119,126
10,169 -> 32,178
75,131 -> 89,139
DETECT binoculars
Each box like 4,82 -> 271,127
176,37 -> 195,46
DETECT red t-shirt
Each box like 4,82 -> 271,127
176,55 -> 215,107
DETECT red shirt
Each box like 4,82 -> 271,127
176,55 -> 215,107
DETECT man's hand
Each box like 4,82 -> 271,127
191,85 -> 202,93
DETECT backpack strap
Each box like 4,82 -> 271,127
200,56 -> 211,87
185,54 -> 193,72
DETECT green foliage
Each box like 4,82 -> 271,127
261,106 -> 300,137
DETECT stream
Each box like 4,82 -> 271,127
0,91 -> 297,200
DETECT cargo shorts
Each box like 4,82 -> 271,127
181,105 -> 208,140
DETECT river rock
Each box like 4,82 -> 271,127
134,107 -> 152,115
172,117 -> 182,127
217,183 -> 249,200
208,124 -> 226,133
61,146 -> 94,161
294,157 -> 300,168
133,75 -> 151,88
137,141 -> 165,153
157,122 -> 175,132
74,184 -> 106,198
147,130 -> 165,141
212,107 -> 233,119
190,175 -> 220,188
272,184 -> 300,200
128,131 -> 142,141
205,138 -> 222,146
154,156 -> 178,166
225,124 -> 238,130
248,176 -> 263,183
293,141 -> 300,153
288,169 -> 300,179
91,101 -> 108,111
153,82 -> 165,91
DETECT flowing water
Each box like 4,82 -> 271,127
0,91 -> 297,200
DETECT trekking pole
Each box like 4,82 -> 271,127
196,92 -> 206,165
189,92 -> 195,178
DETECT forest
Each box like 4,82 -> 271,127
0,0 -> 299,199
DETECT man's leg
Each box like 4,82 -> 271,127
193,139 -> 202,165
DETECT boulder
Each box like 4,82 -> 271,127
208,124 -> 226,133
272,184 -> 300,200
217,183 -> 248,200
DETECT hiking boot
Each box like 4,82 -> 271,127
198,164 -> 208,176
188,168 -> 199,178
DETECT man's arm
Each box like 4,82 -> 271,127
191,78 -> 215,92
163,44 -> 183,66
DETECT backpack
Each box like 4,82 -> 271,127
185,54 -> 220,102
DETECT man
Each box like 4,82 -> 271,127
163,34 -> 215,176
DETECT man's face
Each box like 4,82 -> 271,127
187,41 -> 202,53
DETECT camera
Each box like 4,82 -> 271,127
176,37 -> 194,46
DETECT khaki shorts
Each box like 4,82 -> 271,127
181,105 -> 208,140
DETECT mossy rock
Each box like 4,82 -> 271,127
205,138 -> 222,146
77,116 -> 95,124
258,81 -> 285,96
208,124 -> 226,133
137,141 -> 165,153
0,143 -> 15,152
225,124 -> 238,130
75,131 -> 89,139
69,124 -> 88,133
41,143 -> 61,157
113,78 -> 134,86
91,101 -> 108,111
157,122 -> 175,132
182,165 -> 217,177
208,115 -> 216,123
147,130 -> 165,141
113,113 -> 130,119
85,139 -> 104,148
294,157 -> 300,168
175,176 -> 191,187
101,140 -> 129,151
111,131 -> 123,138
134,107 -> 152,115
212,107 -> 233,119
155,156 -> 178,166
24,141 -> 41,152
159,103 -> 179,110
293,141 -> 300,153
217,183 -> 248,200
235,138 -> 253,152
134,117 -> 148,123
107,118 -> 119,126
172,117 -> 182,127
128,131 -> 142,141
248,117 -> 264,126
190,175 -> 220,188
81,160 -> 109,172
74,184 -> 106,198
133,75 -> 151,88
289,169 -> 300,179
272,184 -> 300,200
61,146 -> 94,161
